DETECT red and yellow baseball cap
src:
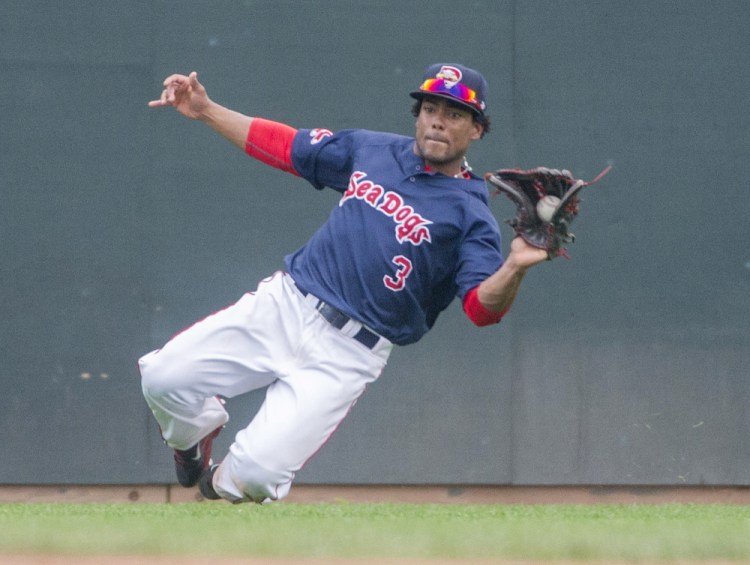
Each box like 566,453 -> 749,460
410,63 -> 488,116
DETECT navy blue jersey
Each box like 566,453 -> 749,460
285,128 -> 503,345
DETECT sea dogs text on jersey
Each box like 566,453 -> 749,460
340,171 -> 433,245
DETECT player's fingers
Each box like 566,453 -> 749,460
167,79 -> 192,105
147,86 -> 173,108
165,82 -> 180,103
187,71 -> 204,94
163,75 -> 189,101
162,73 -> 189,87
146,74 -> 182,108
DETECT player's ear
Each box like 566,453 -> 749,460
471,120 -> 483,140
410,99 -> 422,118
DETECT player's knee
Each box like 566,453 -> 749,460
138,351 -> 174,399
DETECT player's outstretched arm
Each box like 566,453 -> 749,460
476,237 -> 548,313
148,71 -> 253,151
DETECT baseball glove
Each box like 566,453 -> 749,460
484,166 -> 610,258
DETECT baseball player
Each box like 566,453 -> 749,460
141,63 -> 549,503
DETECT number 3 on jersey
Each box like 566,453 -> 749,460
383,255 -> 412,291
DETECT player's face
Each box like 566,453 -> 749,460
414,97 -> 483,176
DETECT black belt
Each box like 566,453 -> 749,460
299,289 -> 381,349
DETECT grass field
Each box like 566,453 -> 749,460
0,502 -> 749,562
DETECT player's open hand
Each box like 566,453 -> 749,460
148,71 -> 210,120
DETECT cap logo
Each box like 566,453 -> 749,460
436,66 -> 462,88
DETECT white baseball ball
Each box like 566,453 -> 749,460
536,195 -> 560,222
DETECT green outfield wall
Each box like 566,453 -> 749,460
1,0 -> 748,486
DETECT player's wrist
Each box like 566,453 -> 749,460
195,99 -> 222,123
502,252 -> 531,275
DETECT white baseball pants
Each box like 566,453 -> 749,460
139,272 -> 392,503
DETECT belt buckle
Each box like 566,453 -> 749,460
307,293 -> 380,349
316,301 -> 349,330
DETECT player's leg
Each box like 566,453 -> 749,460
139,293 -> 274,450
138,273 -> 295,481
208,312 -> 392,503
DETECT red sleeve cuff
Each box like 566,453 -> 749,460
463,286 -> 507,326
245,118 -> 299,175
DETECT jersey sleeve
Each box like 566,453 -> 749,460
454,200 -> 505,301
291,128 -> 359,191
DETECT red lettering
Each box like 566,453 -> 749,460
394,206 -> 413,222
341,171 -> 433,247
396,214 -> 432,244
406,226 -> 432,245
365,186 -> 383,205
378,192 -> 403,216
356,181 -> 373,198
340,171 -> 367,205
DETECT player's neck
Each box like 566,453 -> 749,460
423,159 -> 464,179
423,162 -> 469,179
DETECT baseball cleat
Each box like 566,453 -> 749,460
173,426 -> 222,488
198,464 -> 221,500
